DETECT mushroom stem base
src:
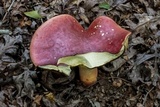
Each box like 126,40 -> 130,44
79,66 -> 98,86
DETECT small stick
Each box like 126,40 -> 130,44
133,16 -> 160,32
142,87 -> 154,106
0,29 -> 12,34
2,0 -> 15,22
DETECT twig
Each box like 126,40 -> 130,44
0,29 -> 12,34
107,76 -> 132,85
142,87 -> 154,106
133,16 -> 160,32
2,0 -> 15,22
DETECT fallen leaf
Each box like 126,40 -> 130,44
24,10 -> 42,19
99,2 -> 110,10
33,95 -> 43,106
112,79 -> 123,87
13,69 -> 36,99
0,35 -> 22,71
79,13 -> 90,24
45,92 -> 55,102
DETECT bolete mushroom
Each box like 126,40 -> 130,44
30,14 -> 131,86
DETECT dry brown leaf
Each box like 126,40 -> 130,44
45,92 -> 55,102
112,79 -> 123,87
20,17 -> 32,27
33,95 -> 43,106
79,13 -> 90,24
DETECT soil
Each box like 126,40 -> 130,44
0,0 -> 160,107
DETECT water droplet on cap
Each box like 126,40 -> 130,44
101,33 -> 104,36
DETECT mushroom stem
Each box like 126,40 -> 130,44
79,65 -> 98,86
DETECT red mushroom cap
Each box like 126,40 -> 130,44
30,14 -> 131,66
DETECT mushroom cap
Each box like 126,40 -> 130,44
30,14 -> 131,68
30,14 -> 84,66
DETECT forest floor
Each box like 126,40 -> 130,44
0,0 -> 160,107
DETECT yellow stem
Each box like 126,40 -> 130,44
79,66 -> 98,86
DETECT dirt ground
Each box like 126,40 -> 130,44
0,0 -> 160,107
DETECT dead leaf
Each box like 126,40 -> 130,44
0,35 -> 22,71
45,92 -> 55,102
102,57 -> 126,72
136,103 -> 144,107
20,17 -> 32,27
131,37 -> 145,46
83,0 -> 98,10
79,13 -> 90,24
13,69 -> 36,99
135,54 -> 156,65
33,95 -> 43,106
112,79 -> 123,87
70,0 -> 84,6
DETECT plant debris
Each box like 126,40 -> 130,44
0,0 -> 160,107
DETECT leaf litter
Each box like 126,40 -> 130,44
0,0 -> 160,107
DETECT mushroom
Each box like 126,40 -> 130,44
30,14 -> 131,86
